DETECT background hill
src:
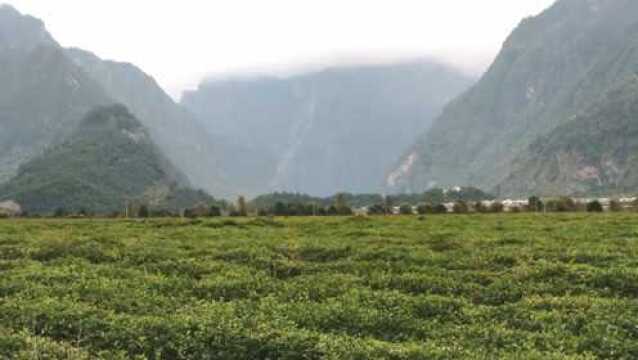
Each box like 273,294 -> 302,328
0,5 -> 111,184
182,61 -> 473,196
0,5 -> 233,197
0,105 -> 215,214
388,0 -> 638,195
65,48 -> 237,197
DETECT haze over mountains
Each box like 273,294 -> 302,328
0,4 -> 234,201
0,3 -> 474,205
389,0 -> 638,197
4,0 -> 638,209
182,62 -> 473,196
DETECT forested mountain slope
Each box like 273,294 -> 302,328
0,105 -> 213,214
389,0 -> 638,195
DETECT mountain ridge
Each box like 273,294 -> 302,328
183,60 -> 474,196
388,0 -> 638,195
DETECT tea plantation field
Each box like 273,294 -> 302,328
1,214 -> 637,359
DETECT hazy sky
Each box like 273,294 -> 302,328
5,0 -> 556,98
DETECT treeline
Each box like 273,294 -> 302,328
7,191 -> 636,219
251,187 -> 493,209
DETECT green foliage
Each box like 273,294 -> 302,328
398,0 -> 638,196
138,205 -> 149,218
586,200 -> 604,213
1,214 -> 638,358
399,204 -> 414,215
433,204 -> 449,214
453,201 -> 469,214
416,203 -> 434,215
0,105 -> 218,215
529,196 -> 544,212
489,202 -> 505,213
546,197 -> 578,212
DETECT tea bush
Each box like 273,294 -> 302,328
0,214 -> 637,358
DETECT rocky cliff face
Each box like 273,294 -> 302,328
0,5 -> 111,184
389,0 -> 638,194
499,76 -> 638,196
183,61 -> 473,196
0,6 -> 232,197
65,48 -> 235,197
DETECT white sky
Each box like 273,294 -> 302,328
4,0 -> 556,99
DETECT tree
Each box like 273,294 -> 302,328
586,200 -> 604,213
547,197 -> 577,212
273,202 -> 287,216
399,204 -> 413,215
609,200 -> 623,212
326,205 -> 339,216
368,204 -> 386,215
237,196 -> 248,217
138,205 -> 149,218
474,201 -> 488,213
334,193 -> 353,216
528,196 -> 543,212
489,202 -> 504,213
453,201 -> 469,214
54,207 -> 67,218
434,204 -> 448,214
209,206 -> 222,217
417,203 -> 434,215
383,196 -> 394,215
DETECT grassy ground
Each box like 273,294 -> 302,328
0,214 -> 637,359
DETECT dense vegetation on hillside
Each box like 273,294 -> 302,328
0,5 -> 233,197
1,214 -> 637,358
390,0 -> 638,195
501,76 -> 638,196
65,48 -> 236,197
0,105 -> 216,215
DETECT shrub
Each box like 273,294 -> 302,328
399,204 -> 413,215
367,204 -> 386,215
586,200 -> 604,213
209,206 -> 222,217
474,202 -> 488,213
609,200 -> 623,212
433,204 -> 448,214
489,202 -> 504,213
452,201 -> 469,214
528,196 -> 543,212
53,208 -> 67,218
138,205 -> 150,218
546,197 -> 577,212
416,203 -> 434,215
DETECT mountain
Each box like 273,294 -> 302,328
0,5 -> 233,197
0,105 -> 215,214
182,61 -> 473,196
0,5 -> 111,184
499,76 -> 638,196
64,48 -> 236,197
388,0 -> 638,194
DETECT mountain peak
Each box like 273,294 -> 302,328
0,4 -> 56,51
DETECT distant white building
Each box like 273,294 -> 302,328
0,200 -> 22,217
501,199 -> 529,212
